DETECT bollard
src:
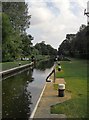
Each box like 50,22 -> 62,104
19,63 -> 21,66
58,65 -> 61,71
58,84 -> 65,97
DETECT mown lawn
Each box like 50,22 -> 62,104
0,61 -> 30,71
51,59 -> 88,118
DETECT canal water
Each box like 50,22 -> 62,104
2,59 -> 54,119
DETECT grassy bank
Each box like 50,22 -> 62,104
0,55 -> 52,71
51,59 -> 88,118
1,61 -> 30,71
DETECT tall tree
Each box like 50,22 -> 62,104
2,2 -> 31,33
58,24 -> 89,59
2,2 -> 32,61
2,13 -> 22,61
21,33 -> 33,57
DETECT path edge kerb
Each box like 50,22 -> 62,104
29,82 -> 47,119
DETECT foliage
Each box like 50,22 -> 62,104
2,2 -> 33,62
2,13 -> 22,61
58,24 -> 89,59
35,58 -> 54,70
2,2 -> 31,33
21,33 -> 33,57
35,41 -> 57,56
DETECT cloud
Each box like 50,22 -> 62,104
26,0 -> 87,49
29,6 -> 54,25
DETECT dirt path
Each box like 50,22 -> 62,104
33,78 -> 71,118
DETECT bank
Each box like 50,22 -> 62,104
51,59 -> 87,118
32,58 -> 87,118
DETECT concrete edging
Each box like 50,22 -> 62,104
0,62 -> 33,76
29,82 -> 47,119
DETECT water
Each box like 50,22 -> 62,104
2,59 -> 54,119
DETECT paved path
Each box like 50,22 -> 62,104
33,78 -> 71,118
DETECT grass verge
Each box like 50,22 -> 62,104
51,59 -> 87,118
1,61 -> 30,71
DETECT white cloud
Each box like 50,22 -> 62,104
28,2 -> 54,25
26,0 -> 87,49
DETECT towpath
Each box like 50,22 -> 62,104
33,78 -> 71,118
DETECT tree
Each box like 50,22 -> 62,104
58,24 -> 89,59
2,2 -> 31,33
79,24 -> 86,32
21,33 -> 33,57
2,13 -> 22,61
35,42 -> 57,56
2,2 -> 32,61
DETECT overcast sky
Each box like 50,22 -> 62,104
25,0 -> 88,49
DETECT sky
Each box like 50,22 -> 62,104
25,0 -> 88,49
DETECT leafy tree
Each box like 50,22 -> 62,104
58,24 -> 89,59
2,2 -> 33,61
2,13 -> 22,61
21,33 -> 33,57
2,2 -> 31,33
35,42 -> 57,56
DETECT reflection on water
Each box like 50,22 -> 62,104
35,59 -> 54,70
2,68 -> 33,119
2,59 -> 54,119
